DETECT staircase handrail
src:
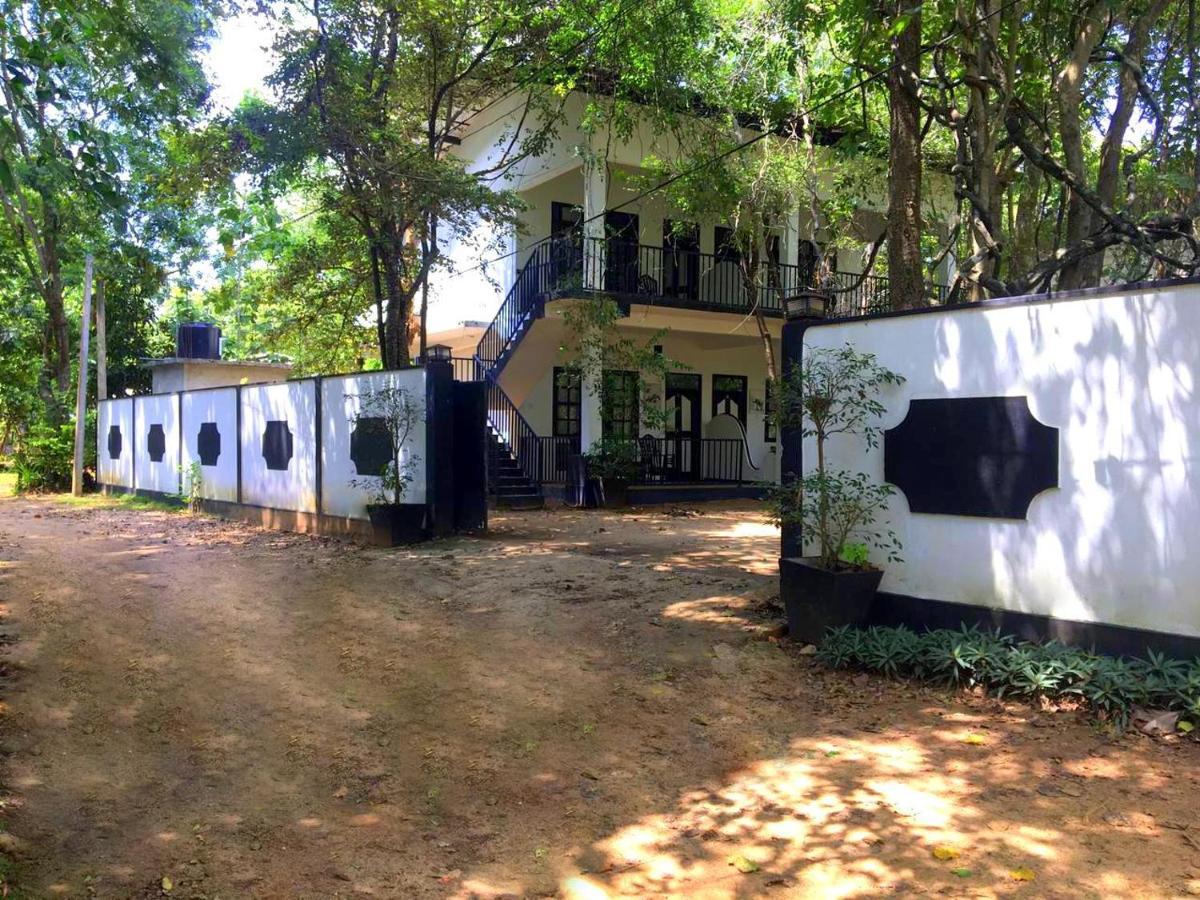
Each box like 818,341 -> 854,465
483,375 -> 542,488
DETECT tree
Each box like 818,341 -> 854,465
0,0 -> 217,419
884,0 -> 925,308
228,0 -> 588,368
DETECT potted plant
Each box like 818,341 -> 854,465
772,344 -> 904,643
350,384 -> 426,546
583,436 -> 640,508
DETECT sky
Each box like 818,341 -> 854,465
203,14 -> 277,113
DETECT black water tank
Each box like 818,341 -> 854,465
176,322 -> 221,359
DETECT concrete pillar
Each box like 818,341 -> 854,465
583,157 -> 608,290
579,352 -> 604,451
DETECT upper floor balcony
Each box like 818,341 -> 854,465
520,235 -> 949,319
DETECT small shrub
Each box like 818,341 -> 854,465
816,624 -> 1200,729
13,423 -> 75,492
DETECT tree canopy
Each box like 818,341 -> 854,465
3,0 -> 1200,465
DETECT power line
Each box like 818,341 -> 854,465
445,0 -> 1023,280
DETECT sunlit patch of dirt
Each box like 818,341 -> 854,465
0,498 -> 1196,898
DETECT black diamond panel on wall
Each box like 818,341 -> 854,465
350,417 -> 393,477
107,425 -> 122,460
262,420 -> 294,471
146,424 -> 166,463
197,422 -> 221,467
884,396 -> 1059,520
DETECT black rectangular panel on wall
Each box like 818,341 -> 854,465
883,396 -> 1059,520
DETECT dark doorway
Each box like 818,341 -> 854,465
604,211 -> 640,293
665,373 -> 701,480
663,220 -> 699,301
712,374 -> 748,426
550,202 -> 584,290
798,238 -> 821,287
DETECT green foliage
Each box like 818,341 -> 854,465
348,385 -> 423,505
12,423 -> 74,492
583,435 -> 641,482
559,295 -> 680,432
177,460 -> 203,513
771,344 -> 904,568
819,625 -> 1200,729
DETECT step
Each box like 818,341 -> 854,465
496,482 -> 538,497
495,493 -> 544,510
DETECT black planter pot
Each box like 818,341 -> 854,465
366,503 -> 429,546
598,477 -> 630,508
779,556 -> 884,644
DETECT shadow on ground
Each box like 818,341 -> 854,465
0,498 -> 1195,898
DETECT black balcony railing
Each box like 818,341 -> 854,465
535,434 -> 748,485
522,235 -> 946,316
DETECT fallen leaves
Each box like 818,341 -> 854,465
1010,867 -> 1037,882
931,846 -> 961,861
728,854 -> 760,874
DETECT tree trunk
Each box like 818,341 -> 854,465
1055,7 -> 1105,290
886,0 -> 924,309
378,232 -> 414,369
1080,0 -> 1171,286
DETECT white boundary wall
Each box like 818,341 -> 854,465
804,281 -> 1200,639
97,368 -> 428,521
180,388 -> 238,502
133,393 -> 180,496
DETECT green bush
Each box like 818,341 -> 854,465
817,624 -> 1200,728
12,423 -> 75,492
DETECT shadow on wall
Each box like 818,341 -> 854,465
817,286 -> 1200,640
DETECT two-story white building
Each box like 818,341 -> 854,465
429,92 -> 954,507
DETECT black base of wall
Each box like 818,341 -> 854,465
867,588 -> 1200,659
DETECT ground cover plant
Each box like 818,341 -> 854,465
818,624 -> 1200,729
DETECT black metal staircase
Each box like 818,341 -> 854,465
471,240 -> 559,508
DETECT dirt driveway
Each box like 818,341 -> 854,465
0,496 -> 1198,898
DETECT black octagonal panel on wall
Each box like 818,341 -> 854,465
884,396 -> 1058,520
350,417 -> 393,477
197,422 -> 221,467
146,424 -> 166,463
107,425 -> 122,460
262,420 -> 294,471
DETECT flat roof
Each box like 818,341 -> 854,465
140,357 -> 293,369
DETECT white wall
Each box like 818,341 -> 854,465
321,370 -> 428,519
133,394 -> 180,495
239,381 -> 318,513
181,388 -> 239,502
97,398 -> 134,488
804,282 -> 1200,638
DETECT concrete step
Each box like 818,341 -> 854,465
495,492 -> 544,510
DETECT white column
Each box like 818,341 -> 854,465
580,365 -> 603,451
582,156 -> 608,290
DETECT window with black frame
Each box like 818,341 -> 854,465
602,370 -> 640,438
552,367 -> 581,437
551,367 -> 581,479
712,374 -> 747,425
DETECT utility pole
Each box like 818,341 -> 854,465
71,255 -> 94,497
95,280 -> 107,401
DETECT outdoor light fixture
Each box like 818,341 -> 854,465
427,344 -> 452,361
784,289 -> 832,321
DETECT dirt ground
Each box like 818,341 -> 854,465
0,496 -> 1199,898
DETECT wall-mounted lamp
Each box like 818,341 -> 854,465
784,289 -> 832,322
